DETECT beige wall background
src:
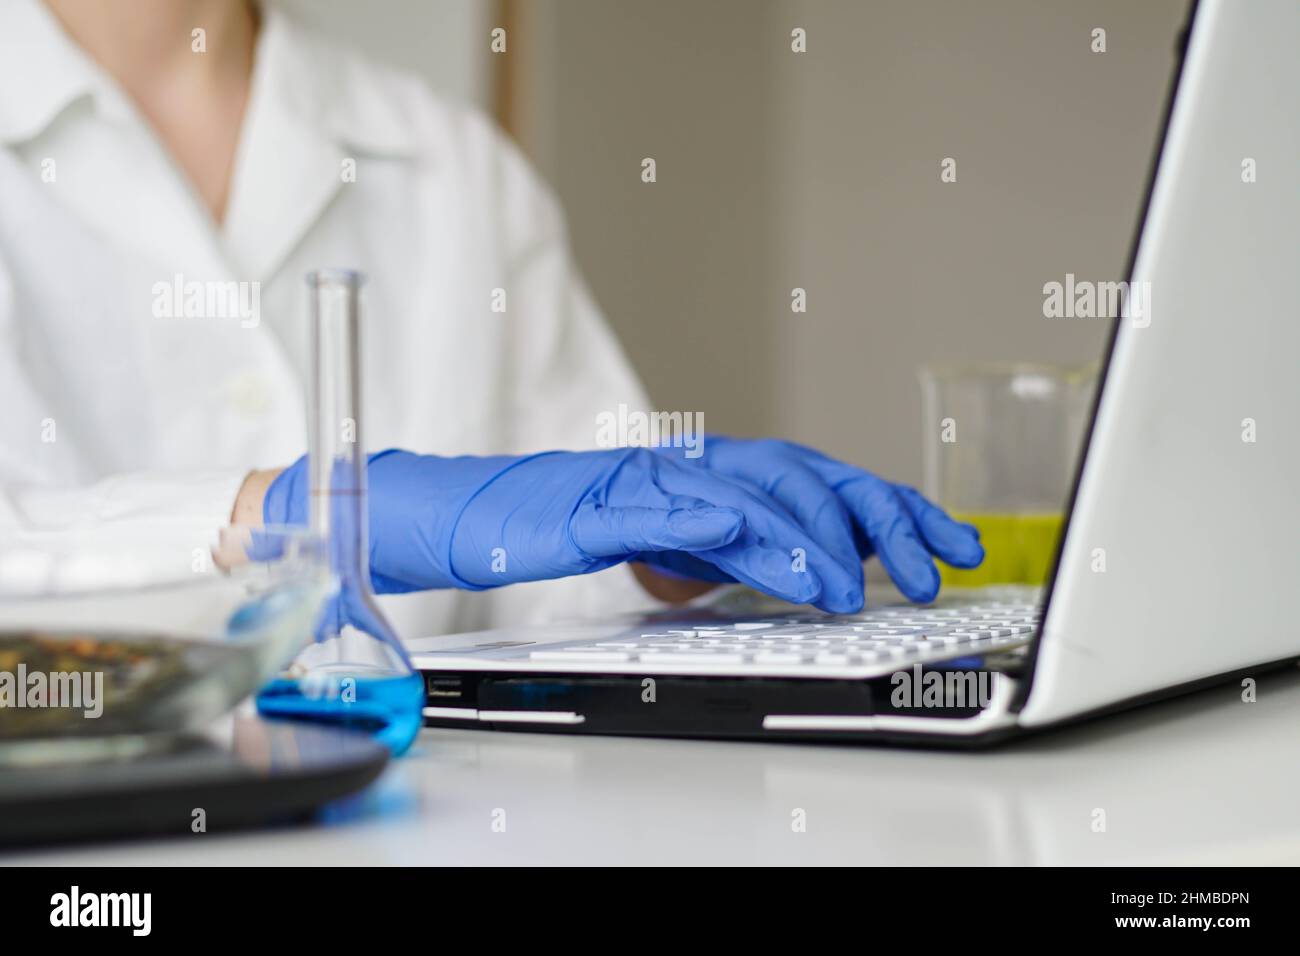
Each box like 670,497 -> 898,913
287,0 -> 1189,488
505,0 -> 1188,486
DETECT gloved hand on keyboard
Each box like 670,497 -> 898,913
648,437 -> 984,605
264,441 -> 983,613
265,447 -> 862,611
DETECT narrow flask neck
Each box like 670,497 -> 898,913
306,273 -> 372,590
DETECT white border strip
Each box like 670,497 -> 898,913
763,675 -> 1019,735
477,710 -> 586,725
422,706 -> 479,721
422,706 -> 587,725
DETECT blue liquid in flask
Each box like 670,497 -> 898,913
257,671 -> 424,755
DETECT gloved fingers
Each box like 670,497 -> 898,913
691,474 -> 863,613
570,503 -> 745,558
636,527 -> 825,607
610,459 -> 828,604
598,448 -> 840,605
753,464 -> 864,594
636,550 -> 737,584
694,537 -> 824,607
832,473 -> 943,604
695,442 -> 865,590
892,485 -> 984,569
648,462 -> 867,612
797,449 -> 984,598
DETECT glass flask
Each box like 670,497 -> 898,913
918,362 -> 1097,589
255,270 -> 424,755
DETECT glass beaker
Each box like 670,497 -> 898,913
918,362 -> 1097,588
255,270 -> 423,755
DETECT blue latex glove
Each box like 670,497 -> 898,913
264,447 -> 865,611
649,437 -> 984,604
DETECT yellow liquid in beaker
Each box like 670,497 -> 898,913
941,512 -> 1064,587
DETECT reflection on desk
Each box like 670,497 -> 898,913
7,667 -> 1300,865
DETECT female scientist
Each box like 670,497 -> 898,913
0,0 -> 982,640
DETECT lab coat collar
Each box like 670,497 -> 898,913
0,0 -> 124,144
255,6 -> 422,162
222,6 -> 422,282
0,1 -> 420,157
0,1 -> 422,283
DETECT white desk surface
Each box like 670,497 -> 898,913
7,667 -> 1300,866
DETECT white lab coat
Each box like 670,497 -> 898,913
0,0 -> 657,636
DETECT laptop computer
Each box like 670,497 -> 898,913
405,0 -> 1300,746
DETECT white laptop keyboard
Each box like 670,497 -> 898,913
521,598 -> 1041,676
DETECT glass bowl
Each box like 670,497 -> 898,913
0,526 -> 328,765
